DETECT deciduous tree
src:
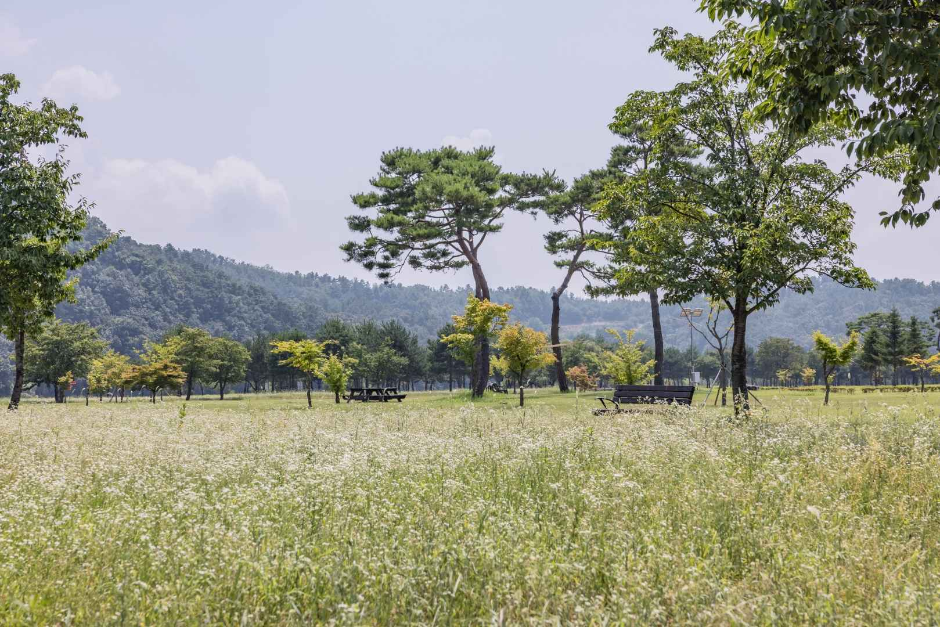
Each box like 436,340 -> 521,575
599,329 -> 656,386
813,331 -> 860,405
270,339 -> 327,408
594,27 -> 899,415
208,337 -> 250,400
441,296 -> 512,396
491,323 -> 555,407
0,74 -> 115,409
23,320 -> 107,403
320,353 -> 357,403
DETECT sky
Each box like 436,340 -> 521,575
3,1 -> 938,293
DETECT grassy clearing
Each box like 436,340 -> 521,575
2,393 -> 940,623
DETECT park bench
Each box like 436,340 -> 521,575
343,387 -> 407,403
594,385 -> 695,415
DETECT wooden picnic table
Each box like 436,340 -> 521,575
343,387 -> 407,403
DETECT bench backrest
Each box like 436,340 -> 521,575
613,385 -> 695,405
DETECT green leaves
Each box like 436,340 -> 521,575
343,146 -> 561,284
700,0 -> 940,226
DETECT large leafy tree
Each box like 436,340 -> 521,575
128,341 -> 185,404
594,27 -> 902,414
343,146 -> 561,397
164,326 -> 217,400
1,74 -> 115,409
208,337 -> 250,400
23,319 -> 108,403
702,0 -> 940,227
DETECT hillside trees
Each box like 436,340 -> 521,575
0,74 -> 115,409
343,146 -> 561,397
593,27 -> 902,414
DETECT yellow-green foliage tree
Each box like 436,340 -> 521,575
600,329 -> 656,386
271,339 -> 327,407
129,341 -> 186,404
813,331 -> 860,405
904,354 -> 940,393
442,296 -> 512,397
800,367 -> 816,387
88,350 -> 132,401
565,365 -> 597,392
776,369 -> 792,388
491,323 -> 555,407
320,354 -> 358,404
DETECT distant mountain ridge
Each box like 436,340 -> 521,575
55,218 -> 940,354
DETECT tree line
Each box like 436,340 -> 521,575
7,1 -> 940,413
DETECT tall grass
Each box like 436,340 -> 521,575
2,398 -> 940,623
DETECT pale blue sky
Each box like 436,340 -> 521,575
3,1 -> 937,291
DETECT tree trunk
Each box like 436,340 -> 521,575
648,288 -> 665,386
306,387 -> 312,408
718,351 -> 728,406
334,390 -> 340,404
823,370 -> 832,405
519,385 -> 525,408
729,306 -> 749,416
185,372 -> 193,401
471,269 -> 491,398
550,293 -> 569,392
219,383 -> 225,400
8,328 -> 25,410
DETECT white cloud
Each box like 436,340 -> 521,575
88,156 -> 292,262
41,66 -> 121,102
441,128 -> 493,151
0,16 -> 36,56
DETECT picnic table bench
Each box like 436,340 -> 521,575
343,387 -> 407,403
594,385 -> 695,415
488,382 -> 509,394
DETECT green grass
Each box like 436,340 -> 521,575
2,391 -> 940,623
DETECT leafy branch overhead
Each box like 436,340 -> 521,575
701,0 -> 940,227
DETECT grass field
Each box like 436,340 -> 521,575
3,389 -> 940,623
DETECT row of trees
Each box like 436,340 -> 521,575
340,21 -> 925,416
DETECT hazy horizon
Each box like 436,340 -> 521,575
4,1 -> 939,293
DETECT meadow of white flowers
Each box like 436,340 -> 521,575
2,398 -> 940,623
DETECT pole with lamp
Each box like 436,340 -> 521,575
679,307 -> 703,385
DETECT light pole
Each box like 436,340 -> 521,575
680,307 -> 703,385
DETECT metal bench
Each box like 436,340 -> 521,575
594,385 -> 695,415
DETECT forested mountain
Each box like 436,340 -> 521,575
54,219 -> 940,354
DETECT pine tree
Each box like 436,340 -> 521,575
857,327 -> 885,385
883,308 -> 906,386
